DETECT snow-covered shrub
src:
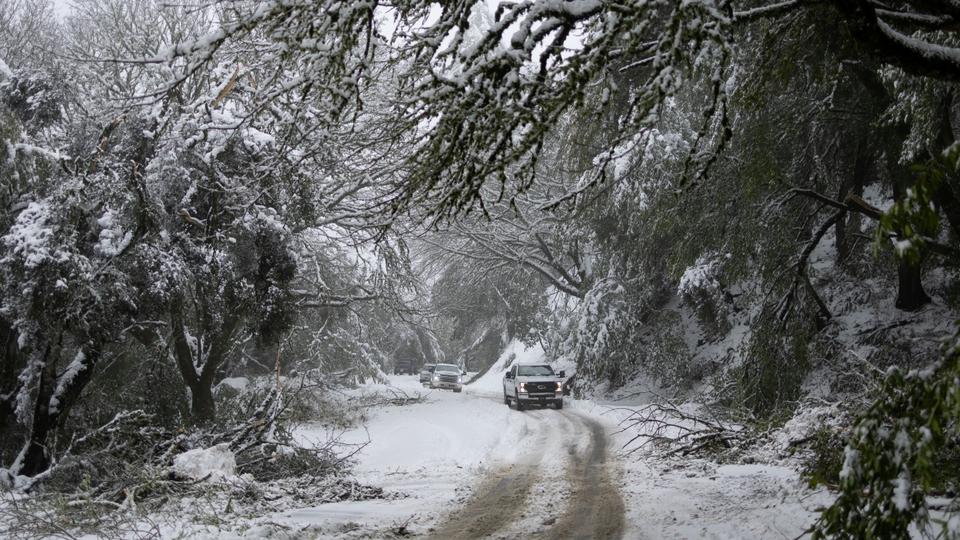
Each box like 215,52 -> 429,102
0,67 -> 71,128
553,276 -> 704,392
561,278 -> 631,388
722,322 -> 813,417
812,345 -> 960,539
642,309 -> 701,388
677,253 -> 732,341
801,426 -> 848,489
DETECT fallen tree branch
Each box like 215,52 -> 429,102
610,402 -> 750,458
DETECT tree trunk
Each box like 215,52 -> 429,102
0,319 -> 23,439
895,259 -> 931,311
887,124 -> 933,312
836,141 -> 867,265
17,344 -> 58,477
935,180 -> 960,240
170,301 -> 241,424
15,341 -> 99,477
189,382 -> 216,424
170,303 -> 214,424
934,92 -> 960,240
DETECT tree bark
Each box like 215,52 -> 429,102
0,319 -> 23,439
16,342 -> 99,477
836,141 -> 868,265
17,344 -> 57,477
189,382 -> 216,425
170,301 -> 241,424
170,302 -> 210,423
892,171 -> 932,311
933,91 -> 960,239
895,258 -> 932,310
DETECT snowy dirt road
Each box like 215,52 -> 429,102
429,398 -> 625,540
279,371 -> 827,539
288,375 -> 627,539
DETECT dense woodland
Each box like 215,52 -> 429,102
2,0 -> 960,537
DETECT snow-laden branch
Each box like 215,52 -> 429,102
877,17 -> 960,76
732,0 -> 811,22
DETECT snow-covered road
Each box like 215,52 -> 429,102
286,375 -> 627,539
270,372 -> 829,539
429,399 -> 624,539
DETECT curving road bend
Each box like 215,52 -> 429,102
429,399 -> 625,540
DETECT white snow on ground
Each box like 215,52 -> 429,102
137,366 -> 832,539
570,399 -> 832,539
278,375 -> 515,535
263,372 -> 829,539
171,443 -> 237,481
217,376 -> 250,392
266,372 -> 599,538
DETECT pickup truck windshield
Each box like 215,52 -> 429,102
435,364 -> 459,372
517,365 -> 554,376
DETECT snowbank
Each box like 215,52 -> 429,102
468,339 -> 545,394
171,443 -> 237,481
287,376 -> 513,534
217,376 -> 249,392
307,377 -> 508,473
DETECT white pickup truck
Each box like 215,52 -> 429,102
502,363 -> 565,410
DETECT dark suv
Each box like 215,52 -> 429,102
394,359 -> 415,375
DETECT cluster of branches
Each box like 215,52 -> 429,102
1,357 -> 432,540
612,402 -> 750,458
0,0 -> 435,489
3,0 -> 960,536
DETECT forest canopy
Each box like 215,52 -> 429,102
2,0 -> 960,537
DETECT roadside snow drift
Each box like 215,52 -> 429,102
469,339 -> 546,394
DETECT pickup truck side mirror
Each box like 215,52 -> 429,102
505,372 -> 513,379
558,370 -> 565,378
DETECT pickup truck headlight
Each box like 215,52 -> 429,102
556,382 -> 563,391
432,375 -> 439,381
518,382 -> 527,392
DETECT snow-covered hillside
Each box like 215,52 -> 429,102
468,339 -> 547,393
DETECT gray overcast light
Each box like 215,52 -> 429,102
1,2 -> 958,538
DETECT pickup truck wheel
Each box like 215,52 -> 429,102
554,399 -> 563,410
515,395 -> 525,411
503,392 -> 509,405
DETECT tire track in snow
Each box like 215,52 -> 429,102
543,412 -> 625,540
428,406 -> 547,539
429,396 -> 624,539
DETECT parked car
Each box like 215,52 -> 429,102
428,363 -> 463,392
419,363 -> 436,384
503,364 -> 565,410
394,359 -> 415,375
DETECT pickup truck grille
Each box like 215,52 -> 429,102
438,374 -> 459,383
528,382 -> 555,392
